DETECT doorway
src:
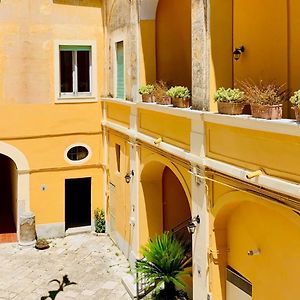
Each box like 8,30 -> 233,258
65,177 -> 91,230
0,154 -> 17,242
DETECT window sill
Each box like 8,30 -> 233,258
55,96 -> 97,104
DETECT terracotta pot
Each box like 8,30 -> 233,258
251,104 -> 282,120
217,102 -> 245,115
141,94 -> 155,103
156,96 -> 172,105
172,97 -> 190,108
293,106 -> 300,122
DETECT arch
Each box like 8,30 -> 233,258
140,155 -> 191,243
211,190 -> 300,299
140,0 -> 159,20
0,142 -> 30,240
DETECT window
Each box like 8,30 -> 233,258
64,144 -> 91,165
59,46 -> 91,97
116,41 -> 124,99
115,144 -> 121,173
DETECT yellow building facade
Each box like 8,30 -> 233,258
2,1 -> 300,300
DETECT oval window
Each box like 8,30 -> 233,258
67,146 -> 89,161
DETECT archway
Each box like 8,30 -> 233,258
0,154 -> 17,242
140,160 -> 191,243
211,191 -> 300,300
0,142 -> 30,243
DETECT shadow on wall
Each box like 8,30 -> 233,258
53,0 -> 102,7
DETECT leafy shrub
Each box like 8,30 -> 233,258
136,232 -> 191,299
290,90 -> 300,107
240,80 -> 287,105
166,86 -> 191,99
94,208 -> 105,233
214,87 -> 244,103
139,84 -> 155,95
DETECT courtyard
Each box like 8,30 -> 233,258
0,233 -> 131,300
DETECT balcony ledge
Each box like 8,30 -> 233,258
204,113 -> 300,138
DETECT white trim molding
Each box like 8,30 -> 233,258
64,143 -> 92,165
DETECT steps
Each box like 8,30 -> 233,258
0,232 -> 17,243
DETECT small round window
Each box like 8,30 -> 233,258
67,146 -> 89,161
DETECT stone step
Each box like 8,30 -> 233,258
122,274 -> 137,299
0,233 -> 17,243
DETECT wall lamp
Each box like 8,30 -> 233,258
125,170 -> 134,184
247,248 -> 261,256
187,215 -> 200,234
233,45 -> 245,61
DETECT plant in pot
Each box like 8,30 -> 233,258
135,232 -> 191,300
290,90 -> 300,122
153,81 -> 172,105
240,80 -> 287,120
139,84 -> 155,103
166,86 -> 191,108
214,87 -> 245,115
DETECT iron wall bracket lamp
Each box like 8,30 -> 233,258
125,170 -> 134,183
233,45 -> 245,61
187,215 -> 200,234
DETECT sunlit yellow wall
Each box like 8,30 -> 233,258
31,168 -> 103,225
0,101 -> 103,226
210,180 -> 300,299
156,0 -> 192,88
138,109 -> 191,150
106,102 -> 131,128
205,122 -> 300,183
210,0 -> 233,111
140,20 -> 156,85
0,0 -> 104,103
107,131 -> 131,245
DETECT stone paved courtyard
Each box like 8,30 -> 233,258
0,233 -> 131,300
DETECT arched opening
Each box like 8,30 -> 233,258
0,154 -> 17,242
140,161 -> 192,296
156,0 -> 192,88
212,191 -> 300,300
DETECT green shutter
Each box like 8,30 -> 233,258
116,42 -> 124,99
60,45 -> 91,51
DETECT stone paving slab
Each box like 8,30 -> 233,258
0,233 -> 131,300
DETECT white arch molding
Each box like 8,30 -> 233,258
0,142 -> 30,239
140,0 -> 159,20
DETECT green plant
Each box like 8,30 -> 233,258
290,90 -> 300,108
166,86 -> 191,99
240,80 -> 287,105
94,208 -> 105,233
214,87 -> 244,103
139,84 -> 155,95
136,232 -> 191,299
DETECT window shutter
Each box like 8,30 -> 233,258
116,42 -> 125,99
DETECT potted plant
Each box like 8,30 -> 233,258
139,84 -> 155,103
135,232 -> 191,299
290,90 -> 300,122
153,81 -> 172,105
214,87 -> 245,115
241,80 -> 287,120
166,86 -> 191,108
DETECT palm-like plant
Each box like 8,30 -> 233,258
136,232 -> 191,299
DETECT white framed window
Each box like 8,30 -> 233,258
64,143 -> 92,165
54,41 -> 97,102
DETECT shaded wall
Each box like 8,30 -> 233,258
156,0 -> 192,88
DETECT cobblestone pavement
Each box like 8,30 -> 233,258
0,233 -> 131,300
